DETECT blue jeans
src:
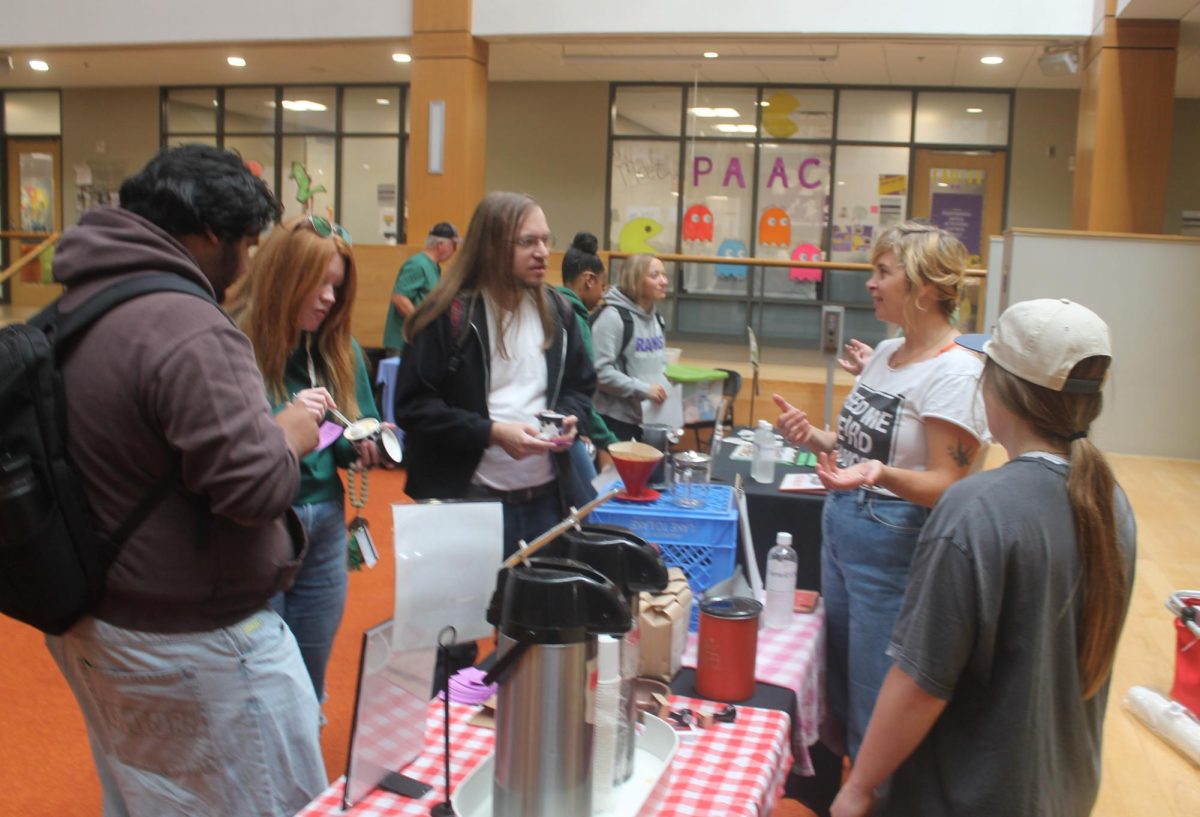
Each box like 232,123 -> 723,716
271,499 -> 348,702
821,488 -> 929,758
45,610 -> 326,817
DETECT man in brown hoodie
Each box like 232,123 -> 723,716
42,145 -> 329,816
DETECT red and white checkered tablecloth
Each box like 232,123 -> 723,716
681,604 -> 825,776
296,695 -> 792,817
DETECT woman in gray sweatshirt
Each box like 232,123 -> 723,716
591,253 -> 670,441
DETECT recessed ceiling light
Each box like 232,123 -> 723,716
281,99 -> 327,112
689,107 -> 740,118
980,56 -> 1004,65
227,56 -> 247,67
703,52 -> 719,59
392,52 -> 412,64
376,98 -> 390,105
29,59 -> 49,72
966,107 -> 983,114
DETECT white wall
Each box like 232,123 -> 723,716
1007,89 -> 1079,230
4,1 -> 412,47
474,0 -> 1096,37
1003,230 -> 1200,458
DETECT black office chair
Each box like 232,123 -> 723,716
687,367 -> 743,452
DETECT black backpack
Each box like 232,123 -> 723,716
588,302 -> 666,374
0,274 -> 216,634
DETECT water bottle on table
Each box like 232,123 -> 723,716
751,420 -> 777,484
764,532 -> 798,628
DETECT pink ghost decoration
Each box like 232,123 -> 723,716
789,243 -> 824,283
682,204 -> 714,243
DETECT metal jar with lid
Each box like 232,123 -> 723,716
695,596 -> 763,702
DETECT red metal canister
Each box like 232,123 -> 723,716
695,596 -> 762,702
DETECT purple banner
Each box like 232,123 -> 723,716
929,193 -> 983,256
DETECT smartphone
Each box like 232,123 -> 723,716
794,589 -> 820,613
379,772 -> 433,799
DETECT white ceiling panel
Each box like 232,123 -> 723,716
883,43 -> 960,86
816,43 -> 889,85
953,45 -> 1037,87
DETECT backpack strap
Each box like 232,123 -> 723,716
589,303 -> 637,374
34,274 -> 221,547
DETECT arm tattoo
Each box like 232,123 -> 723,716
949,440 -> 974,468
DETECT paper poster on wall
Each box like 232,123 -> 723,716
379,206 -> 397,245
878,174 -> 907,196
930,193 -> 984,257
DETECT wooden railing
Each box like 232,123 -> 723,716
0,230 -> 61,286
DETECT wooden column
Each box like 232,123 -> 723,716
406,0 -> 488,240
1071,14 -> 1179,233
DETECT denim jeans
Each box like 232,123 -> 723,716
821,488 -> 929,758
45,610 -> 326,817
271,499 -> 348,702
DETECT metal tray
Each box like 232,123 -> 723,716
451,713 -> 679,817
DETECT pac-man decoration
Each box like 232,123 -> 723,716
715,238 -> 748,280
789,243 -> 824,283
762,92 -> 800,139
682,204 -> 714,243
617,217 -> 663,254
758,207 -> 791,247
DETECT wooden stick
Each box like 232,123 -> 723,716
502,488 -> 621,569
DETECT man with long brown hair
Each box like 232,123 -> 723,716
395,191 -> 596,557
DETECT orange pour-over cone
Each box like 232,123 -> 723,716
609,441 -> 664,498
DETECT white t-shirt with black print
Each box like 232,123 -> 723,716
835,336 -> 988,496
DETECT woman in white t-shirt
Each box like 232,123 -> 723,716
773,222 -> 989,761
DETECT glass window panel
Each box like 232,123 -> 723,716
760,89 -> 833,140
4,92 -> 61,135
686,87 -> 757,139
756,143 -> 831,301
281,86 -> 337,133
613,87 -> 681,137
340,137 -> 400,244
680,140 -> 754,295
609,140 -> 679,255
756,303 -> 820,344
676,298 -> 747,336
281,136 -> 337,222
844,307 -> 889,347
224,135 -> 276,197
837,90 -> 911,142
830,145 -> 910,263
225,87 -> 276,134
825,269 -> 872,305
166,135 -> 218,148
166,89 -> 217,133
344,88 -> 401,134
915,92 -> 1008,146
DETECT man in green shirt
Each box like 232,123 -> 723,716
382,221 -> 459,354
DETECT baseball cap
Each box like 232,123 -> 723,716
429,222 -> 459,241
956,298 -> 1111,393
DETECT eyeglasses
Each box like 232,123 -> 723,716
513,233 -> 554,250
297,214 -> 353,245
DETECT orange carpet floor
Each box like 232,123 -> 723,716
0,468 -> 814,816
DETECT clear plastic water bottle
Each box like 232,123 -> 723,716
764,532 -> 798,628
751,420 -> 777,484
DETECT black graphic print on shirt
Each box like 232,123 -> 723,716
836,384 -> 902,467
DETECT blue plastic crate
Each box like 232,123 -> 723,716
592,483 -> 738,630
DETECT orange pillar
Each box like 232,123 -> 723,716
406,0 -> 488,240
1071,14 -> 1179,233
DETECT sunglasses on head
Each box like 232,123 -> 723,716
297,214 -> 353,245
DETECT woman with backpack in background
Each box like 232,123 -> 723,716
591,252 -> 669,442
227,214 -> 383,712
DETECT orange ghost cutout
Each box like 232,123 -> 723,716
789,243 -> 824,283
758,207 -> 791,247
682,204 -> 714,243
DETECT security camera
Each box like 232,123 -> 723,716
1038,49 -> 1079,77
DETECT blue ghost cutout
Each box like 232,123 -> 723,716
715,238 -> 748,280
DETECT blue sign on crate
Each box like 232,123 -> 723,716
592,483 -> 738,615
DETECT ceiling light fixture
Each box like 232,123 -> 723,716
376,98 -> 391,105
281,99 -> 327,112
29,59 -> 49,71
966,107 -> 983,114
392,52 -> 412,63
227,56 -> 246,67
689,107 -> 740,118
980,56 -> 1004,65
703,51 -> 719,59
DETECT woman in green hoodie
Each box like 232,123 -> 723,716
228,215 -> 382,707
556,231 -> 618,476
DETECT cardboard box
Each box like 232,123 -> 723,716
637,567 -> 693,682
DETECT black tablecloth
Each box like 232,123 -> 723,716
709,436 -> 827,592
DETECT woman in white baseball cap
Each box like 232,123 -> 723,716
833,298 -> 1137,817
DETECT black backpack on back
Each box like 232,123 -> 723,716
0,274 -> 215,634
